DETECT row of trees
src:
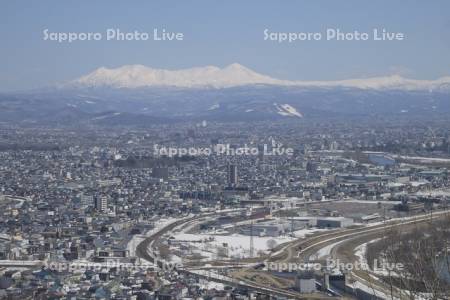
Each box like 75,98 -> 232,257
366,214 -> 450,299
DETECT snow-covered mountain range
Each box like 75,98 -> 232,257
72,63 -> 450,91
73,63 -> 284,89
2,63 -> 450,125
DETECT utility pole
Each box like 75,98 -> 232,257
430,202 -> 433,225
250,219 -> 254,258
291,217 -> 294,235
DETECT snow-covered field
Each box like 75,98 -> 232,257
171,232 -> 292,259
170,227 -> 325,261
416,189 -> 450,197
343,199 -> 402,205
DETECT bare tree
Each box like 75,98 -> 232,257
158,244 -> 171,260
266,239 -> 278,252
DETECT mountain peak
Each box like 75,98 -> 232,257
224,63 -> 248,71
72,63 -> 285,88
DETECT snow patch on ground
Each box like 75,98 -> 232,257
309,239 -> 347,260
208,104 -> 220,110
354,238 -> 381,271
273,103 -> 303,118
92,112 -> 121,120
198,278 -> 225,290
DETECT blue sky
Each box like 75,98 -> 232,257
1,0 -> 449,91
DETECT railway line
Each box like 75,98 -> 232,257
135,207 -> 449,299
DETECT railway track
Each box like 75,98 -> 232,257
135,207 -> 449,299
